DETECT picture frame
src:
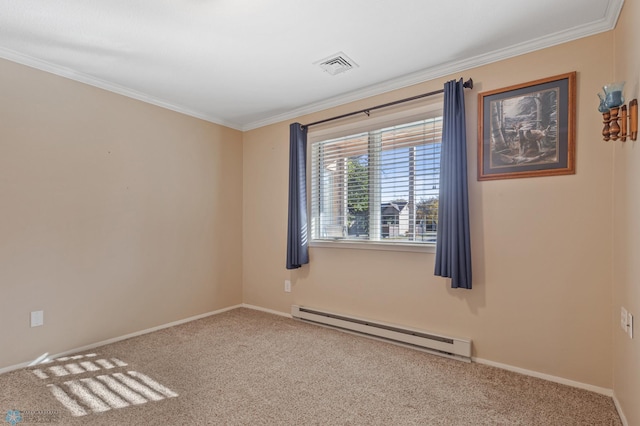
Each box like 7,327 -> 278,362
477,72 -> 576,181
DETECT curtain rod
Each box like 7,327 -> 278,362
301,78 -> 473,129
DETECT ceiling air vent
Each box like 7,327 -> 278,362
315,52 -> 359,76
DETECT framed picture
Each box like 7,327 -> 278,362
477,72 -> 576,181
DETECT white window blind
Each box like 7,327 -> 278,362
310,117 -> 442,245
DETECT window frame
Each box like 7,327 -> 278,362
307,100 -> 444,253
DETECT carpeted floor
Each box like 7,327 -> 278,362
0,308 -> 622,425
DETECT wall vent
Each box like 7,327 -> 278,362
315,52 -> 359,76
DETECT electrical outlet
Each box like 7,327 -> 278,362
284,280 -> 292,293
621,307 -> 628,333
628,312 -> 634,339
30,310 -> 44,328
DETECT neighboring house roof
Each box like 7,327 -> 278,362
381,201 -> 407,216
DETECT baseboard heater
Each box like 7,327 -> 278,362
291,305 -> 472,362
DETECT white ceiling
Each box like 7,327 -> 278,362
0,0 -> 624,131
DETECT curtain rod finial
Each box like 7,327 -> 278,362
463,78 -> 473,89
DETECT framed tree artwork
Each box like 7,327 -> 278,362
477,72 -> 576,181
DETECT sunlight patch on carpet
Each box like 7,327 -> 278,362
29,353 -> 178,417
32,354 -> 126,379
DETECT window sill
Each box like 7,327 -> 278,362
310,239 -> 436,253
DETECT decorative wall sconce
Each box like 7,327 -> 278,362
599,82 -> 638,142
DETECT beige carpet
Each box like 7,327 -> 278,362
0,308 -> 621,425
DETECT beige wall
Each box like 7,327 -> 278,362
243,33 -> 615,389
0,58 -> 243,369
2,10 -> 634,411
613,0 -> 640,423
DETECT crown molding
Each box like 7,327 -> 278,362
0,0 -> 623,133
242,1 -> 623,131
0,46 -> 244,131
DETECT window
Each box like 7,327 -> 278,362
310,116 -> 442,246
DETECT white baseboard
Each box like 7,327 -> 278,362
473,357 -> 613,396
0,359 -> 32,375
242,303 -> 292,318
477,355 -> 626,423
2,301 -> 622,421
241,306 -> 616,399
612,394 -> 629,426
0,304 -> 242,375
240,306 -> 617,399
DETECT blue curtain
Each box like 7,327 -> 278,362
286,123 -> 309,269
434,79 -> 472,289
